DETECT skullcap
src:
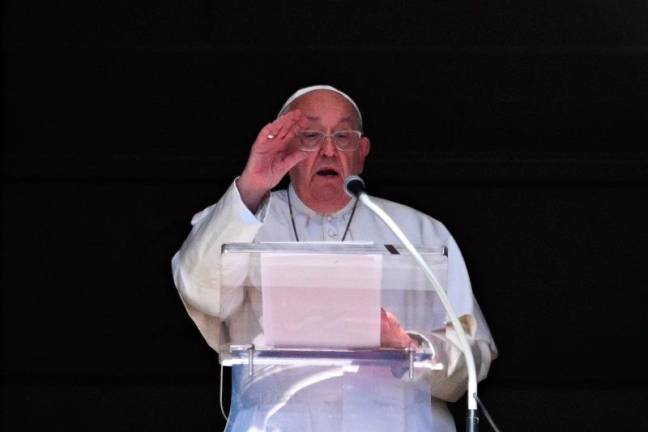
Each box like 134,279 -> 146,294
278,85 -> 363,130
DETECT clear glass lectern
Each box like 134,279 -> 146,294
219,242 -> 449,432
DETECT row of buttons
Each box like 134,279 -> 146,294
326,215 -> 337,238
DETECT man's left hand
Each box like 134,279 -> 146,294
380,308 -> 418,349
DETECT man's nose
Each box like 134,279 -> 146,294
319,135 -> 337,157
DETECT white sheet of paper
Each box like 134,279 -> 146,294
261,253 -> 383,348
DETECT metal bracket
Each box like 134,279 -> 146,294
247,344 -> 255,377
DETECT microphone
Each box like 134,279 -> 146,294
344,174 -> 480,431
344,175 -> 366,198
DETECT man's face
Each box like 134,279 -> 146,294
288,90 -> 370,213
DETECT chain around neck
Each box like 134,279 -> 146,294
286,189 -> 358,242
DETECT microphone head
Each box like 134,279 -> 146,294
344,175 -> 366,198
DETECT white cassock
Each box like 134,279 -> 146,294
172,180 -> 498,432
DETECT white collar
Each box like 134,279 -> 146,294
287,183 -> 357,218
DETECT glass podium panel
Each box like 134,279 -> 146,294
218,242 -> 449,432
219,242 -> 448,353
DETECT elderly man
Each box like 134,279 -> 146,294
172,85 -> 497,431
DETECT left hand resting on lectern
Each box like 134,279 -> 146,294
380,307 -> 418,349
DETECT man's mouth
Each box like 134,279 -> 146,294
316,168 -> 340,178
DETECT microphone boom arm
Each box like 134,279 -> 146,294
355,191 -> 480,430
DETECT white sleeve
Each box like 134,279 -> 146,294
171,179 -> 269,351
416,316 -> 496,402
408,222 -> 498,402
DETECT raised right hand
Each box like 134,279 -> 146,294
237,109 -> 308,212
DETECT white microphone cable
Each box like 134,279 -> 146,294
344,175 -> 483,431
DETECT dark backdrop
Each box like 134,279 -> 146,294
2,1 -> 647,431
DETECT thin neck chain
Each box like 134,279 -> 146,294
287,190 -> 358,242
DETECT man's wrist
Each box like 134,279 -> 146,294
236,176 -> 270,213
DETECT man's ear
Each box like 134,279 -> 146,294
360,136 -> 371,158
357,136 -> 371,173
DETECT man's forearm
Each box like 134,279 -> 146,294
172,180 -> 264,317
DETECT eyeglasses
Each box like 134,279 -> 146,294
297,130 -> 363,152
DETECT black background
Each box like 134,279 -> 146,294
2,1 -> 647,430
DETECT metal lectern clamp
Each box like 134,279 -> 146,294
247,344 -> 255,377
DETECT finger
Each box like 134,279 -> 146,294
280,108 -> 301,121
258,122 -> 277,142
275,111 -> 302,140
255,123 -> 291,152
270,109 -> 300,132
256,112 -> 300,147
259,112 -> 294,139
380,308 -> 389,324
280,114 -> 308,142
277,149 -> 308,173
383,308 -> 398,323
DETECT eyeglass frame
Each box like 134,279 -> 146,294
297,129 -> 364,152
